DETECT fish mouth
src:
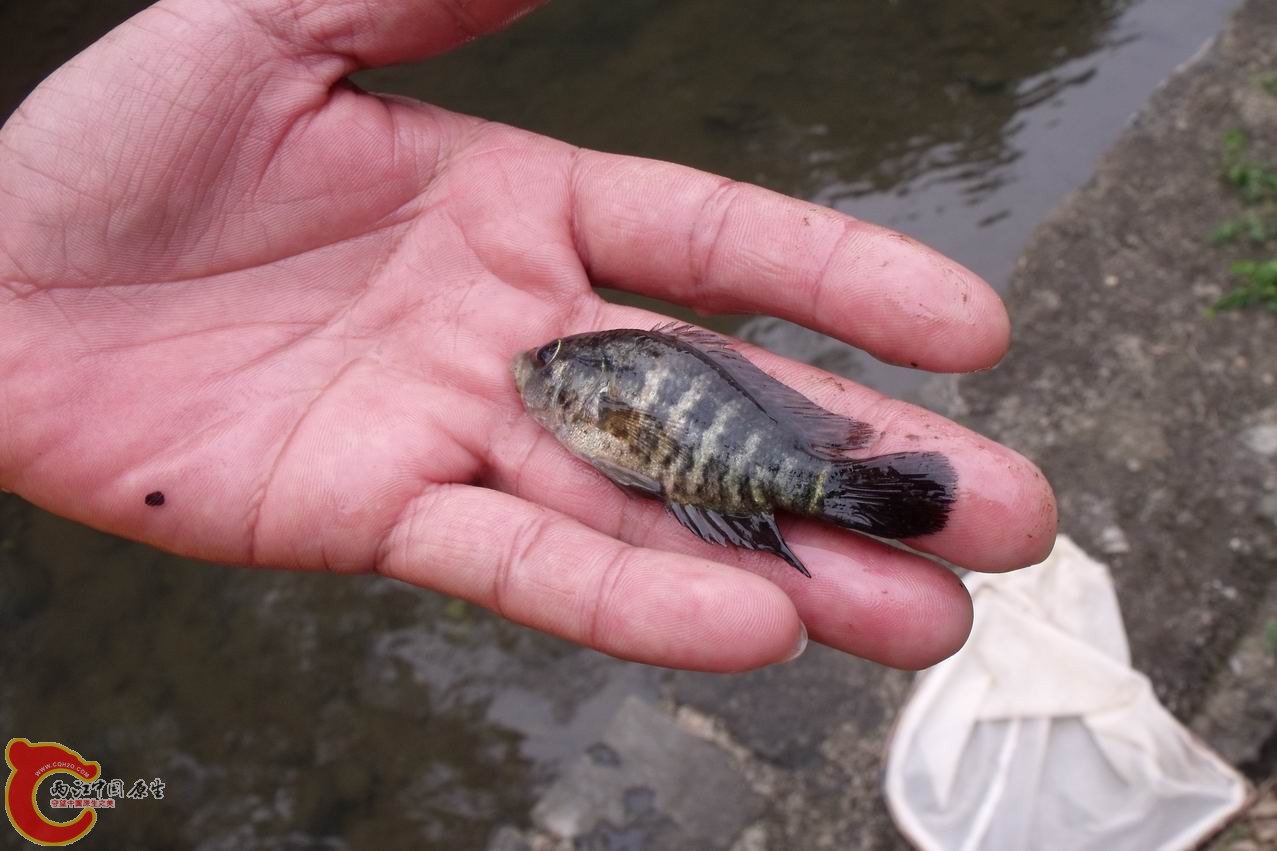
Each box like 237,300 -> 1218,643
511,351 -> 534,395
512,348 -> 562,428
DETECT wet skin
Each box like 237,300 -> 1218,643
514,327 -> 956,578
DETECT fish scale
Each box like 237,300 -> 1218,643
512,323 -> 956,577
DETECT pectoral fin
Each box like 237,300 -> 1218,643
589,457 -> 664,498
590,398 -> 673,498
668,503 -> 811,578
598,397 -> 679,457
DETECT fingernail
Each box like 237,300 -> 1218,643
783,621 -> 808,663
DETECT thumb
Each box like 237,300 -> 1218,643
252,0 -> 547,69
1,0 -> 546,286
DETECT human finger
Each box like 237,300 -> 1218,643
488,424 -> 974,669
567,151 -> 1009,372
375,483 -> 805,672
530,302 -> 1056,574
242,0 -> 546,68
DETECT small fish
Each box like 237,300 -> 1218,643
512,324 -> 955,577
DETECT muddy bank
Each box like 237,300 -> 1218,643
945,0 -> 1277,770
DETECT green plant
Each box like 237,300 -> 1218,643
1213,261 -> 1277,312
1266,619 -> 1277,656
1221,130 -> 1277,203
1261,72 -> 1277,98
1210,210 -> 1274,246
1210,122 -> 1277,313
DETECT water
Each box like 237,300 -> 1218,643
358,0 -> 1237,395
0,0 -> 1239,846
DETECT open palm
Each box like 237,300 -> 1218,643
0,0 -> 1055,671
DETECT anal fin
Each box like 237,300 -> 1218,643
668,503 -> 811,578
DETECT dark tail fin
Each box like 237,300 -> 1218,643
820,452 -> 956,539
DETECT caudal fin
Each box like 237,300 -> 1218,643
820,452 -> 956,539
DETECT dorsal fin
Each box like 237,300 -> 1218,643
650,322 -> 874,457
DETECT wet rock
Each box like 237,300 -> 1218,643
668,646 -> 913,848
1098,525 -> 1131,556
1259,492 -> 1277,524
728,824 -> 769,851
670,645 -> 897,770
587,743 -> 622,767
531,698 -> 761,850
1191,583 -> 1277,770
1252,794 -> 1277,820
1242,425 -> 1277,457
486,826 -> 533,851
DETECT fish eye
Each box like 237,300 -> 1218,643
533,340 -> 562,368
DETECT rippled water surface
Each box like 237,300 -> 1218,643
359,0 -> 1238,393
0,0 -> 1239,846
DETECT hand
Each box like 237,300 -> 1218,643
0,0 -> 1055,672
